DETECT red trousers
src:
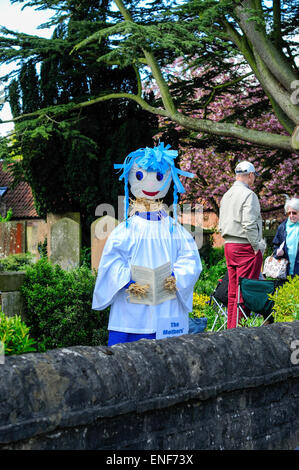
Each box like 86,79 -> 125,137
224,243 -> 263,329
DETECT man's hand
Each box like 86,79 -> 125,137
254,238 -> 266,255
258,238 -> 267,254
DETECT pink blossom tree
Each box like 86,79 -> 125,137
150,59 -> 298,219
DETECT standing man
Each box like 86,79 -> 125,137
219,161 -> 266,328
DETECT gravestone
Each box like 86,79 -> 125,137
26,220 -> 47,260
91,216 -> 119,271
50,217 -> 81,270
46,212 -> 80,259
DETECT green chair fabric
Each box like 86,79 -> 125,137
239,277 -> 277,316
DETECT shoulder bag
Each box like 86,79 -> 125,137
262,254 -> 288,279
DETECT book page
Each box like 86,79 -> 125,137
128,262 -> 176,306
129,265 -> 155,305
154,262 -> 176,305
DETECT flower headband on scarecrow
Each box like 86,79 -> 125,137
114,142 -> 195,227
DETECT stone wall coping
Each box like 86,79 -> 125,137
0,322 -> 299,444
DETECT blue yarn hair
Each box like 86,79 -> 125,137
114,142 -> 195,227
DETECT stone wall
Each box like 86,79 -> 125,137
0,213 -> 80,269
0,322 -> 299,450
0,271 -> 26,318
0,221 -> 26,258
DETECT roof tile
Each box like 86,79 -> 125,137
0,162 -> 39,218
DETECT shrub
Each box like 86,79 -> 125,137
239,315 -> 264,328
0,311 -> 36,355
199,302 -> 227,331
0,252 -> 34,272
80,246 -> 91,268
268,276 -> 299,322
194,257 -> 227,296
20,258 -> 109,351
191,251 -> 227,331
206,246 -> 225,267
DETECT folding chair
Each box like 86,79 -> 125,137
210,271 -> 228,331
236,277 -> 279,327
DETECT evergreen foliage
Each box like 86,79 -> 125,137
68,0 -> 299,152
0,0 -> 298,222
0,0 -> 158,243
20,257 -> 110,351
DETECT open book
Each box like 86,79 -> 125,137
128,261 -> 176,306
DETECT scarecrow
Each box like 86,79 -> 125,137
92,142 -> 202,346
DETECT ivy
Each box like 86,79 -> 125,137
0,208 -> 13,222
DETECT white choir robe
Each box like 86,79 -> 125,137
92,211 -> 202,336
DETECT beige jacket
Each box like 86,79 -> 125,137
219,180 -> 263,251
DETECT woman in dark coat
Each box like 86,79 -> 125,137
272,197 -> 299,277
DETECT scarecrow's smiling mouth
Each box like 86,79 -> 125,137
142,190 -> 160,196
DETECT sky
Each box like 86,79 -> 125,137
0,0 -> 54,136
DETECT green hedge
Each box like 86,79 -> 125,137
20,258 -> 109,351
0,253 -> 34,272
195,257 -> 227,296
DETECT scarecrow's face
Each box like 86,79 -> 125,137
128,162 -> 171,200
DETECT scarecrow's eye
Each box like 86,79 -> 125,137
156,172 -> 164,181
136,171 -> 144,181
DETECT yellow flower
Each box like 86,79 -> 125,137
193,292 -> 209,307
192,293 -> 210,318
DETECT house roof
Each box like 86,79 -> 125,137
0,161 -> 39,218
